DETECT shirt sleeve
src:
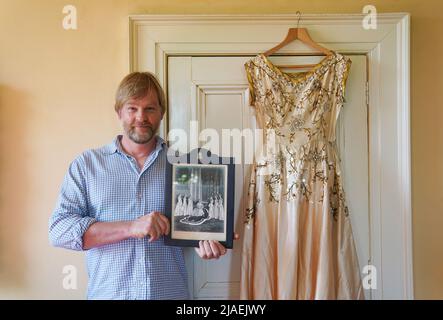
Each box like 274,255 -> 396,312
48,155 -> 96,251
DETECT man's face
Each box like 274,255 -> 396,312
118,91 -> 163,144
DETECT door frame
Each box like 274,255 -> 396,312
128,13 -> 412,299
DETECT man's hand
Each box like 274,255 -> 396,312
195,233 -> 240,259
129,211 -> 170,242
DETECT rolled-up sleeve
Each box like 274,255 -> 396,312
49,156 -> 96,251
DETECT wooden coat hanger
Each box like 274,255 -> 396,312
263,12 -> 333,69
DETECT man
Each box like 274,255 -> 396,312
49,72 -> 231,299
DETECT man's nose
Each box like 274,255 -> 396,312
135,110 -> 149,122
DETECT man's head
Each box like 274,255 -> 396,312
115,72 -> 166,144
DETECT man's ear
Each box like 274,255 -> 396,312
116,108 -> 122,120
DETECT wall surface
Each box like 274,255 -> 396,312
0,0 -> 442,299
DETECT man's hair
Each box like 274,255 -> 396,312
114,72 -> 166,114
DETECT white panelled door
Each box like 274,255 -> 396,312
168,55 -> 370,299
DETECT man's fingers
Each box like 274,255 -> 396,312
148,228 -> 158,242
158,213 -> 170,235
146,211 -> 169,241
196,241 -> 206,259
208,241 -> 221,258
217,241 -> 227,255
149,222 -> 161,242
156,216 -> 168,235
203,240 -> 213,259
217,241 -> 227,256
195,240 -> 229,259
213,240 -> 227,256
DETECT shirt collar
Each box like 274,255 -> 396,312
103,135 -> 166,156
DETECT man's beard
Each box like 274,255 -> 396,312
124,123 -> 158,144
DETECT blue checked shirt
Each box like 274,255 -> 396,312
49,135 -> 189,300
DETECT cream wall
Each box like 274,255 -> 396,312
0,0 -> 441,299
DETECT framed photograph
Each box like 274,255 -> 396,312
164,148 -> 235,248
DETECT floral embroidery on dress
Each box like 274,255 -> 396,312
244,51 -> 352,222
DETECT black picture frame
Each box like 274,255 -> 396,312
164,148 -> 235,249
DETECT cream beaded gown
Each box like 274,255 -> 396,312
241,52 -> 364,300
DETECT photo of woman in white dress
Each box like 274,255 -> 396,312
172,165 -> 226,233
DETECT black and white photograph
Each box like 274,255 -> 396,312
172,164 -> 226,233
164,149 -> 235,249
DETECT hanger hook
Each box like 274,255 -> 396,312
296,11 -> 302,28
